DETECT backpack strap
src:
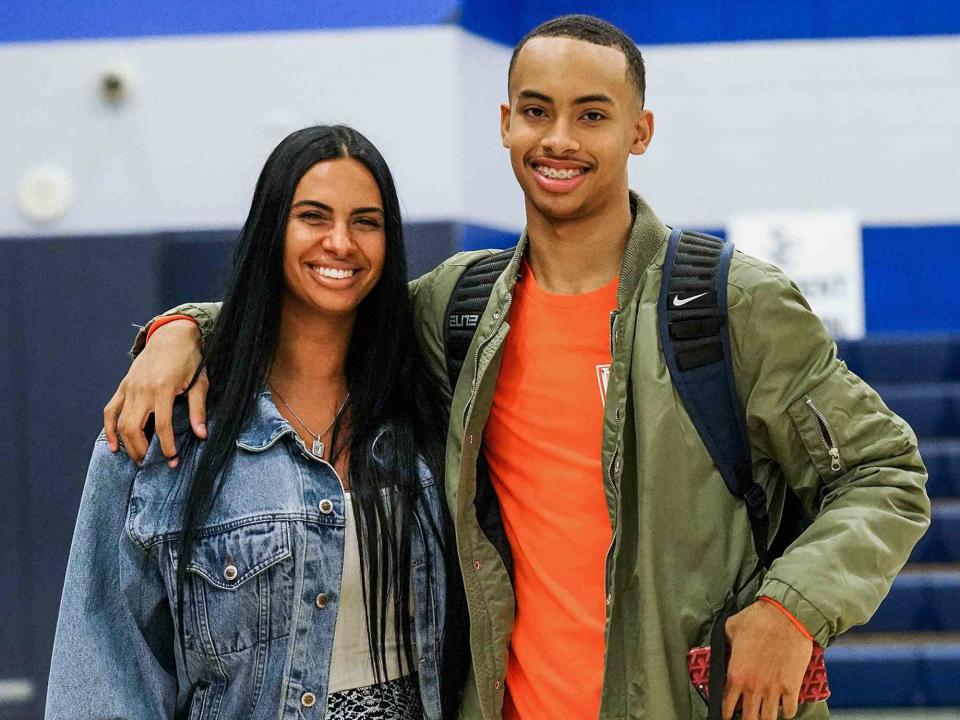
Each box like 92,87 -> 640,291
444,248 -> 515,392
658,228 -> 773,720
658,227 -> 770,561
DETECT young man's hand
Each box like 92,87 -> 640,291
722,600 -> 814,720
103,320 -> 207,467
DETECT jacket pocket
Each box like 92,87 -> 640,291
787,362 -> 913,483
802,396 -> 845,475
171,521 -> 295,655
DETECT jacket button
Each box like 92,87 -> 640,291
495,680 -> 502,690
223,563 -> 238,582
301,691 -> 316,707
319,499 -> 334,514
316,593 -> 328,609
474,560 -> 481,571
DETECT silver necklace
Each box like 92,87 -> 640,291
270,385 -> 350,458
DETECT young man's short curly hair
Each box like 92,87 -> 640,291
508,14 -> 646,105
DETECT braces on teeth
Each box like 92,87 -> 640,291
537,165 -> 584,179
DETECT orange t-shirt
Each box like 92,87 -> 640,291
483,261 -> 617,720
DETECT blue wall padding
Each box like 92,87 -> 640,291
461,0 -> 960,47
0,234 -> 162,719
0,0 -> 460,44
460,223 -> 518,252
0,243 -> 33,692
0,221 -> 460,719
157,231 -> 236,309
862,224 -> 960,334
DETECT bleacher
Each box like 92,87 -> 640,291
829,335 -> 960,710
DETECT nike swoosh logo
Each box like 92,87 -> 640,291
673,292 -> 709,307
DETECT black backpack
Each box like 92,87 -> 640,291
444,229 -> 805,719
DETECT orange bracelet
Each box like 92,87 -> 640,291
144,314 -> 199,345
758,596 -> 814,641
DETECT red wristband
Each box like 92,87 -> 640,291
144,314 -> 199,345
759,596 -> 814,641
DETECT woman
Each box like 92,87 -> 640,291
46,126 -> 469,719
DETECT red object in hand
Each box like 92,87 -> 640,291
687,643 -> 830,704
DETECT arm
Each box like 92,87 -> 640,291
46,436 -> 178,718
742,266 -> 928,639
721,259 -> 929,719
109,250 -> 491,466
127,303 -> 222,358
105,303 -> 221,465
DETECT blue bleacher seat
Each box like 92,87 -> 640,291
854,569 -> 960,633
873,383 -> 960,438
826,641 -> 960,708
825,334 -> 960,710
920,439 -> 960,498
838,335 -> 960,385
908,502 -> 960,564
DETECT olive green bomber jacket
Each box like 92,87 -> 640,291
137,193 -> 930,719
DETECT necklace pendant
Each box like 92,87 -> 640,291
312,437 -> 325,457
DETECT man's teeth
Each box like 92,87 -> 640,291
535,165 -> 585,180
312,266 -> 356,279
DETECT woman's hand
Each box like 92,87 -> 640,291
103,320 -> 207,467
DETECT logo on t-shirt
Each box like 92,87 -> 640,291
596,364 -> 611,405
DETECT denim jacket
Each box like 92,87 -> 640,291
46,391 -> 447,719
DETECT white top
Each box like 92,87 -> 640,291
327,492 -> 409,693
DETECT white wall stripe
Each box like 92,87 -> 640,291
634,36 -> 960,229
2,30 -> 958,237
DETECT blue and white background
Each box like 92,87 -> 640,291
1,2 -> 959,716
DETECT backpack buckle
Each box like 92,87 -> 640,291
742,483 -> 768,518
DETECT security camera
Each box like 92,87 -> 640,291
99,64 -> 136,104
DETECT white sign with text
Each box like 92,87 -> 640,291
728,211 -> 865,339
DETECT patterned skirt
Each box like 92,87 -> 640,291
325,674 -> 423,719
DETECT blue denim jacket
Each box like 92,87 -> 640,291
46,392 -> 447,719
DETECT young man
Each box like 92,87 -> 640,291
104,16 -> 929,720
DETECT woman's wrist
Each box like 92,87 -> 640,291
145,314 -> 200,345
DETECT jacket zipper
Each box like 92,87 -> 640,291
608,310 -> 617,356
602,310 -> 622,612
462,292 -> 513,430
805,397 -> 844,472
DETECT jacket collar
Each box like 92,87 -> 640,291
498,190 -> 669,309
236,389 -> 297,451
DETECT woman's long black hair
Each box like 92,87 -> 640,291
174,125 -> 469,716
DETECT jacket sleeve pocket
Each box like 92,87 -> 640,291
786,362 -> 913,488
761,361 -> 929,644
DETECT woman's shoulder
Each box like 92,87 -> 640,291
128,401 -> 311,546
